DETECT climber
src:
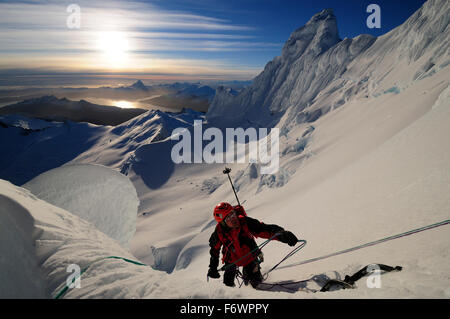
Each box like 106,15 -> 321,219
207,202 -> 298,288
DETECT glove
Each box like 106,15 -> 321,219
277,231 -> 298,246
233,205 -> 246,216
257,251 -> 264,263
207,268 -> 220,279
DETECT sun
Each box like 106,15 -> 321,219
114,100 -> 135,109
97,31 -> 130,68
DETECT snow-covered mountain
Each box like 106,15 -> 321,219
0,109 -> 204,185
207,0 -> 449,131
128,80 -> 148,91
0,0 -> 449,299
172,83 -> 216,101
141,82 -> 215,112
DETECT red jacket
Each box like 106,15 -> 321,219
209,207 -> 284,268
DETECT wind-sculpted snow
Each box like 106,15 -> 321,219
23,164 -> 139,248
0,192 -> 50,298
0,179 -> 164,298
231,164 -> 296,195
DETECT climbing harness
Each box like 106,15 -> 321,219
218,233 -> 306,273
221,237 -> 308,288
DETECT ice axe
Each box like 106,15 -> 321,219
223,167 -> 240,206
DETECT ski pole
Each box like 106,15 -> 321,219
223,167 -> 240,206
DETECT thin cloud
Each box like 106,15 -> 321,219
0,0 -> 253,31
0,0 -> 270,80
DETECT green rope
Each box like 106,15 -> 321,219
54,256 -> 149,299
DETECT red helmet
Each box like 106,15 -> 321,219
213,202 -> 234,223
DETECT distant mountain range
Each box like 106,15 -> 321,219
0,95 -> 147,126
0,81 -> 222,116
142,82 -> 216,112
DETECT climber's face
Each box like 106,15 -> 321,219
224,211 -> 239,228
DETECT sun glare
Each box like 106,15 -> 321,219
114,100 -> 135,109
97,31 -> 130,68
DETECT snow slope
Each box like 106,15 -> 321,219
127,74 -> 450,298
124,0 -> 450,298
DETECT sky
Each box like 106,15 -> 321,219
0,0 -> 428,87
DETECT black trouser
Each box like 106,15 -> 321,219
223,260 -> 263,288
